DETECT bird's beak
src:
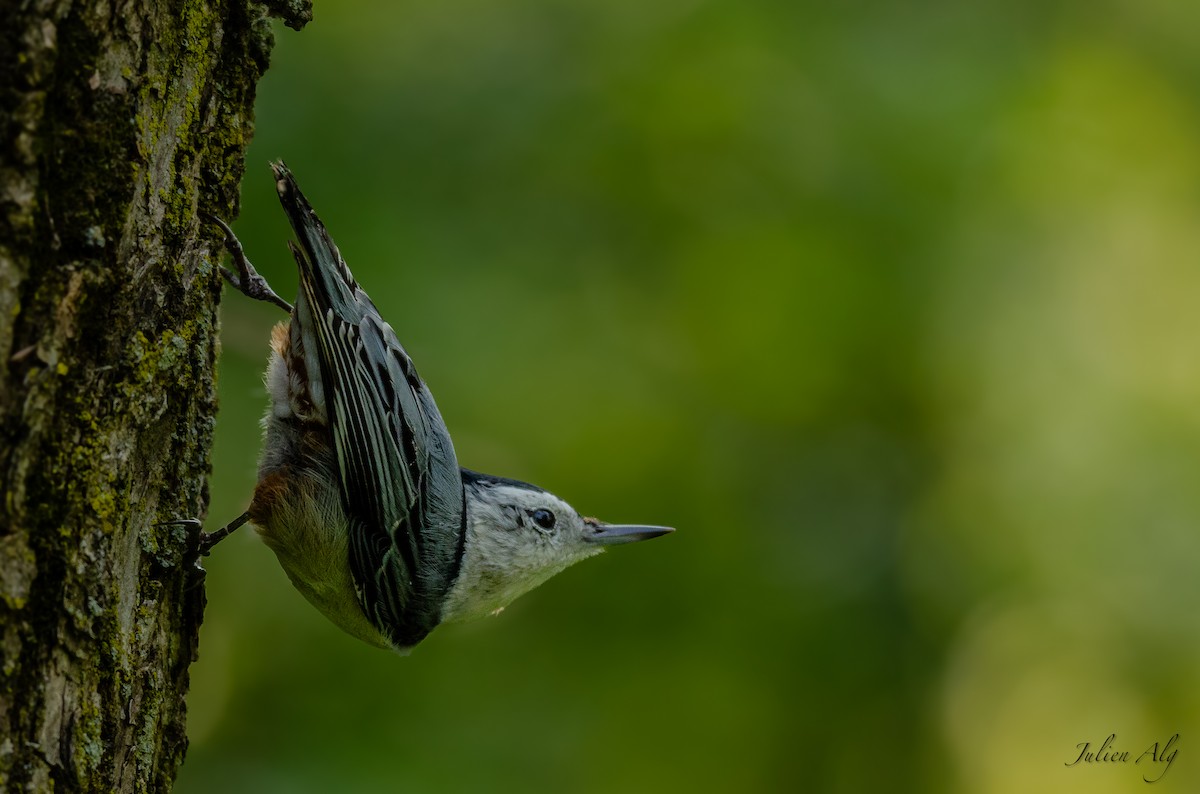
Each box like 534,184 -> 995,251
583,520 -> 675,545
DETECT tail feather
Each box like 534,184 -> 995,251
272,161 -> 374,324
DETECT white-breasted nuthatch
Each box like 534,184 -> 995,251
198,163 -> 673,652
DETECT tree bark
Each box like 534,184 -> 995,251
0,1 -> 299,790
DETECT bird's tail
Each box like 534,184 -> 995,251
272,161 -> 376,324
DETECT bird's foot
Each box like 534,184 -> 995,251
204,213 -> 294,313
160,511 -> 251,561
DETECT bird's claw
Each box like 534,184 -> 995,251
203,212 -> 294,313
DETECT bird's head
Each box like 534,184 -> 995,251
441,471 -> 673,622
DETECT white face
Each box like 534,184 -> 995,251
469,482 -> 604,566
440,473 -> 673,624
441,479 -> 604,623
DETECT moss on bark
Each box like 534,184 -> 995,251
0,0 -> 296,789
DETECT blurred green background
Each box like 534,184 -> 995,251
177,1 -> 1200,792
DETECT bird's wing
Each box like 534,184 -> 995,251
272,162 -> 465,648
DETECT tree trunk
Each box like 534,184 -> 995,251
0,1 -> 302,790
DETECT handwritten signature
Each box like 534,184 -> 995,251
1065,733 -> 1178,783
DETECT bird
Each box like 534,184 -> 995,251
196,162 -> 673,652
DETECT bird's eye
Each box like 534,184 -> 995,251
530,509 -> 556,530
